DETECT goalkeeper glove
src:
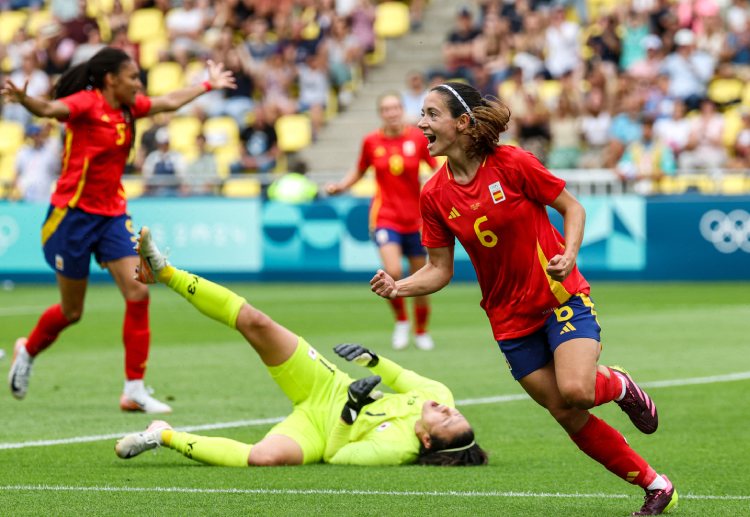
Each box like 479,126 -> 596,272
341,375 -> 382,425
333,343 -> 379,367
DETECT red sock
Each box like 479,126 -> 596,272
388,297 -> 408,321
25,304 -> 72,357
594,367 -> 623,406
414,303 -> 430,334
123,299 -> 150,380
570,414 -> 657,488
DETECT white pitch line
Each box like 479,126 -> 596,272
1,370 -> 749,451
0,485 -> 747,501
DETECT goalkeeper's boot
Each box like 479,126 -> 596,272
392,321 -> 410,350
632,475 -> 677,515
135,226 -> 168,284
610,366 -> 658,434
414,333 -> 435,351
120,381 -> 172,414
115,420 -> 172,459
8,337 -> 33,400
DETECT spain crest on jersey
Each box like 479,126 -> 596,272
488,181 -> 505,204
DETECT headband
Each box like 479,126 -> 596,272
438,84 -> 475,124
436,440 -> 475,454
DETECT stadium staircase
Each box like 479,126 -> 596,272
300,0 -> 456,184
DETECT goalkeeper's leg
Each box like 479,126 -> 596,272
164,430 -> 303,466
136,227 -> 298,366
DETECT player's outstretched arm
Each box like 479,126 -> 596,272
148,60 -> 237,114
1,79 -> 70,119
370,246 -> 454,299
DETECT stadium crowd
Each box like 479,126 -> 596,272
2,0 -> 750,199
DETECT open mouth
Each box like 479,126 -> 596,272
425,134 -> 436,144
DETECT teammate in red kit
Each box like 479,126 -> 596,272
327,93 -> 438,351
1,47 -> 236,413
370,82 -> 677,516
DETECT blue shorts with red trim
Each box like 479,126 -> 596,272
372,227 -> 425,257
42,205 -> 138,279
497,294 -> 602,381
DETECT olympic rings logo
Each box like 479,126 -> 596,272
699,209 -> 750,254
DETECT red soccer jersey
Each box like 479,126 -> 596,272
420,145 -> 590,340
52,90 -> 152,216
357,126 -> 437,233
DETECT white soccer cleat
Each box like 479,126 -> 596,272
120,381 -> 173,414
8,337 -> 33,400
414,333 -> 435,351
115,420 -> 172,459
392,321 -> 410,350
135,226 -> 167,284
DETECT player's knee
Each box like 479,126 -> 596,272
558,381 -> 595,409
62,307 -> 83,323
247,447 -> 290,466
236,304 -> 273,332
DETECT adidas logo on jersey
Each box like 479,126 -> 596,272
448,207 -> 461,219
559,322 -> 577,334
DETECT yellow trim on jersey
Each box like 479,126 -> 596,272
67,156 -> 89,208
536,242 -> 571,305
41,206 -> 68,246
369,186 -> 382,232
61,129 -> 73,173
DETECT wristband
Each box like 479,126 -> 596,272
202,81 -> 212,92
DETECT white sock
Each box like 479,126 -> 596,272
647,475 -> 668,491
614,373 -> 626,401
124,379 -> 145,395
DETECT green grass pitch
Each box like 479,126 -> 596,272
0,281 -> 748,516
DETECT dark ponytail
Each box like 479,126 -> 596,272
54,47 -> 132,99
431,81 -> 512,160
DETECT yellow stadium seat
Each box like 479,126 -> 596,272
275,114 -> 312,153
147,61 -> 184,96
0,10 -> 27,44
722,107 -> 743,149
537,80 -> 562,106
121,176 -> 145,199
498,80 -> 517,100
708,78 -> 744,107
87,0 -> 134,17
203,116 -> 239,150
167,116 -> 202,156
0,120 -> 25,157
350,175 -> 376,197
364,37 -> 387,67
26,10 -> 53,37
138,38 -> 169,70
222,177 -> 261,197
214,146 -> 240,179
719,174 -> 749,195
127,8 -> 165,43
374,1 -> 410,38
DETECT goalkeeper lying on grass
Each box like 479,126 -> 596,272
115,227 -> 488,467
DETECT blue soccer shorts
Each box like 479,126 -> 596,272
497,294 -> 602,381
41,205 -> 139,279
372,227 -> 425,258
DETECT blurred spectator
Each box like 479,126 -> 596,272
231,105 -> 279,174
13,124 -> 60,203
442,6 -> 482,82
653,99 -> 692,159
615,115 -> 676,195
586,15 -> 621,67
620,10 -> 650,72
477,10 -> 513,87
579,88 -> 612,169
325,15 -> 363,108
401,70 -> 428,125
142,128 -> 186,196
70,25 -> 106,66
136,113 -> 169,171
728,107 -> 750,169
166,0 -> 210,57
607,94 -> 644,167
629,34 -> 665,81
643,73 -> 676,120
660,28 -> 715,111
2,52 -> 50,127
182,134 -> 221,196
349,0 -> 377,54
545,4 -> 581,78
244,17 -> 278,60
678,98 -> 727,171
256,48 -> 298,116
296,51 -> 330,139
516,89 -> 551,164
547,93 -> 582,169
512,10 -> 546,81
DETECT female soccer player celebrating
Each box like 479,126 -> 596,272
327,92 -> 438,351
2,47 -> 235,413
370,82 -> 677,515
115,227 -> 488,468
